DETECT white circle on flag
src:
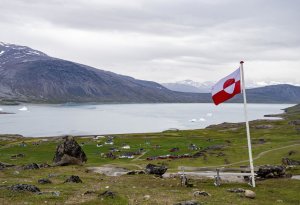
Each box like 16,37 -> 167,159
223,78 -> 236,94
224,83 -> 235,94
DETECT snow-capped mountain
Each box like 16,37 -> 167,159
0,42 -> 48,67
162,80 -> 214,93
162,79 -> 300,93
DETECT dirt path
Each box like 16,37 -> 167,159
198,143 -> 300,169
131,151 -> 147,161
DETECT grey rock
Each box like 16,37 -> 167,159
9,184 -> 40,193
227,188 -> 245,193
244,190 -> 256,199
145,164 -> 168,176
255,125 -> 273,129
282,158 -> 300,166
257,165 -> 286,178
174,200 -> 202,205
52,191 -> 60,196
99,190 -> 116,198
23,163 -> 39,170
38,163 -> 51,168
53,136 -> 87,166
193,191 -> 211,197
289,120 -> 300,125
0,162 -> 15,170
64,175 -> 82,183
38,178 -> 52,184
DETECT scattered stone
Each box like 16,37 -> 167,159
99,190 -> 116,198
256,165 -> 286,178
53,135 -> 87,166
192,151 -> 206,158
255,125 -> 273,129
282,158 -> 300,166
203,145 -> 225,151
193,191 -> 211,197
9,184 -> 41,193
10,153 -> 25,159
48,173 -> 59,178
38,178 -> 52,184
288,150 -> 296,156
145,164 -> 168,176
23,163 -> 39,170
83,190 -> 96,195
52,191 -> 60,197
127,170 -> 145,175
39,163 -> 51,168
227,188 -> 245,193
224,159 -> 230,164
14,171 -> 20,175
276,199 -> 283,203
244,190 -> 256,199
170,147 -> 180,152
174,200 -> 202,205
105,152 -> 117,159
289,120 -> 300,126
64,175 -> 82,183
143,195 -> 150,200
0,162 -> 15,170
216,152 -> 225,157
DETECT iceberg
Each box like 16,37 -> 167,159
18,106 -> 28,111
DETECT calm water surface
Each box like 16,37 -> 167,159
0,103 -> 292,137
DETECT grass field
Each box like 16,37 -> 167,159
0,104 -> 299,204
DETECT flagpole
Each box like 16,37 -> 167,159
240,61 -> 256,187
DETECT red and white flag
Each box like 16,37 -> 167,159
212,68 -> 241,105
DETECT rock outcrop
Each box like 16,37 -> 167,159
256,165 -> 286,178
9,184 -> 40,193
53,136 -> 87,166
145,164 -> 168,176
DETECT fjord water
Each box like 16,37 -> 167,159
0,103 -> 292,137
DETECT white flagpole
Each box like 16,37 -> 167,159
240,61 -> 256,187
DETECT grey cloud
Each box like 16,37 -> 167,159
0,0 -> 299,83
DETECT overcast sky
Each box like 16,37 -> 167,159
1,0 -> 299,84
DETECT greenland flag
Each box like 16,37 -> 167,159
212,68 -> 241,105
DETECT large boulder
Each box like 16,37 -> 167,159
256,165 -> 286,178
53,136 -> 87,166
244,190 -> 256,199
145,164 -> 167,176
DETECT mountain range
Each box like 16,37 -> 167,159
0,42 -> 299,104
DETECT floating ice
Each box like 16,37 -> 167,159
206,113 -> 213,117
18,106 -> 28,111
189,119 -> 197,122
0,108 -> 3,111
199,118 -> 206,122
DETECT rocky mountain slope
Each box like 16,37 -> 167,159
0,42 -> 209,103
